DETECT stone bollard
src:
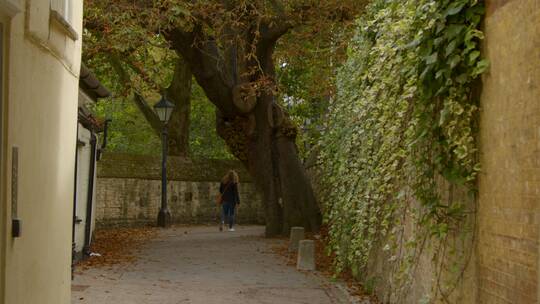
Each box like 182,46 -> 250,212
288,226 -> 305,252
297,240 -> 316,271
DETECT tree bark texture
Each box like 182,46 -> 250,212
168,24 -> 321,236
133,60 -> 192,157
165,59 -> 192,157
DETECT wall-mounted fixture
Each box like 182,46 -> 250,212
11,146 -> 20,238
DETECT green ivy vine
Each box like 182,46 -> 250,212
317,0 -> 487,302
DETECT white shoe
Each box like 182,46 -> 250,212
228,228 -> 235,232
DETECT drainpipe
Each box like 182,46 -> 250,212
97,119 -> 111,161
72,124 -> 79,280
83,133 -> 97,256
102,119 -> 111,150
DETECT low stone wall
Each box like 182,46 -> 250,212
95,153 -> 265,227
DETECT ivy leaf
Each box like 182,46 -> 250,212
435,85 -> 448,96
444,2 -> 467,17
445,25 -> 466,40
468,51 -> 480,64
472,59 -> 490,76
439,107 -> 450,126
449,54 -> 461,69
465,29 -> 485,42
419,40 -> 434,57
420,65 -> 432,82
433,37 -> 444,47
445,39 -> 458,57
456,73 -> 469,84
404,38 -> 422,49
466,5 -> 486,24
443,166 -> 467,185
436,21 -> 446,35
425,52 -> 438,65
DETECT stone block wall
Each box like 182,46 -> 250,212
363,178 -> 477,304
95,153 -> 264,227
477,1 -> 540,303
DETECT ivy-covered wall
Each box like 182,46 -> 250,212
317,0 -> 486,302
363,178 -> 477,303
317,0 -> 539,303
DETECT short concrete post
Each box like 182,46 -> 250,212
288,226 -> 305,252
297,240 -> 315,271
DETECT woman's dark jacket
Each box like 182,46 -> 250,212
220,182 -> 240,205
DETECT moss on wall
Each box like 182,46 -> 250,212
98,153 -> 253,182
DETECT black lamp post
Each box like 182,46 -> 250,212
154,95 -> 175,227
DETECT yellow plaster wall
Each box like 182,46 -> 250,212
0,0 -> 83,303
477,0 -> 540,303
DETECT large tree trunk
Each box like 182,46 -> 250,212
168,23 -> 321,236
166,60 -> 192,157
246,93 -> 321,235
248,44 -> 320,235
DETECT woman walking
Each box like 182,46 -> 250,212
219,170 -> 240,231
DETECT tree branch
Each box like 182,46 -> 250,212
261,0 -> 293,43
259,17 -> 293,44
167,27 -> 238,117
133,93 -> 163,135
165,56 -> 192,156
108,53 -> 163,135
108,54 -> 130,86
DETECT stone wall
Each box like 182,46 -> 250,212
363,178 -> 477,304
477,1 -> 540,303
95,153 -> 264,227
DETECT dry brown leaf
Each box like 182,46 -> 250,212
76,226 -> 159,270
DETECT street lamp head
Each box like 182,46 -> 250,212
154,95 -> 175,124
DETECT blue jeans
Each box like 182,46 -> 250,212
221,202 -> 236,228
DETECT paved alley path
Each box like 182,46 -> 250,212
72,226 -> 352,304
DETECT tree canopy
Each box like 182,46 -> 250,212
84,0 -> 368,235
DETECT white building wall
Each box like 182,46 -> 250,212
74,123 -> 99,257
75,124 -> 90,255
